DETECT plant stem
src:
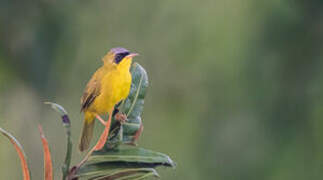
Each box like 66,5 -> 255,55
61,115 -> 72,180
44,102 -> 72,180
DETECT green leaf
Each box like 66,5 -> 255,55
76,145 -> 175,179
89,146 -> 175,167
76,166 -> 158,180
108,62 -> 149,147
0,127 -> 31,180
44,102 -> 68,116
121,62 -> 148,144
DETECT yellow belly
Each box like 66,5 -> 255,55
91,69 -> 131,115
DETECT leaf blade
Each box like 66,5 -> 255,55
44,102 -> 68,117
120,63 -> 149,144
38,125 -> 53,180
89,146 -> 175,167
0,127 -> 31,180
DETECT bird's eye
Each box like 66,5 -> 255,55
114,52 -> 130,64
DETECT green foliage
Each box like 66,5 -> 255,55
77,167 -> 158,180
107,62 -> 149,148
76,146 -> 175,180
89,146 -> 175,166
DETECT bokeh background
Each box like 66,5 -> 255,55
1,0 -> 323,179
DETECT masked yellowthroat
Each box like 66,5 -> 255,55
79,47 -> 138,151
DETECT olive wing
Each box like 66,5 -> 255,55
81,69 -> 104,112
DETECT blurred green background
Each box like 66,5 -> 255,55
1,0 -> 323,179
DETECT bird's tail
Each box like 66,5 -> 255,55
79,112 -> 95,152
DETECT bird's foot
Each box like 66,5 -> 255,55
114,112 -> 128,124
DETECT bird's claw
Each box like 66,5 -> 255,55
114,112 -> 128,124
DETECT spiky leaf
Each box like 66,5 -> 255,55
0,127 -> 31,180
76,145 -> 175,180
107,62 -> 149,147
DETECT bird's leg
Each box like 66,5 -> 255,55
95,114 -> 106,126
94,110 -> 113,151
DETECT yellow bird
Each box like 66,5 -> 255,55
79,47 -> 138,152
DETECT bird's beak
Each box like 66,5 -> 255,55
127,53 -> 139,58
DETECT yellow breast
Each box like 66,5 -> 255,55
92,67 -> 132,114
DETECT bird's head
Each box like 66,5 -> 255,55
103,47 -> 138,69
